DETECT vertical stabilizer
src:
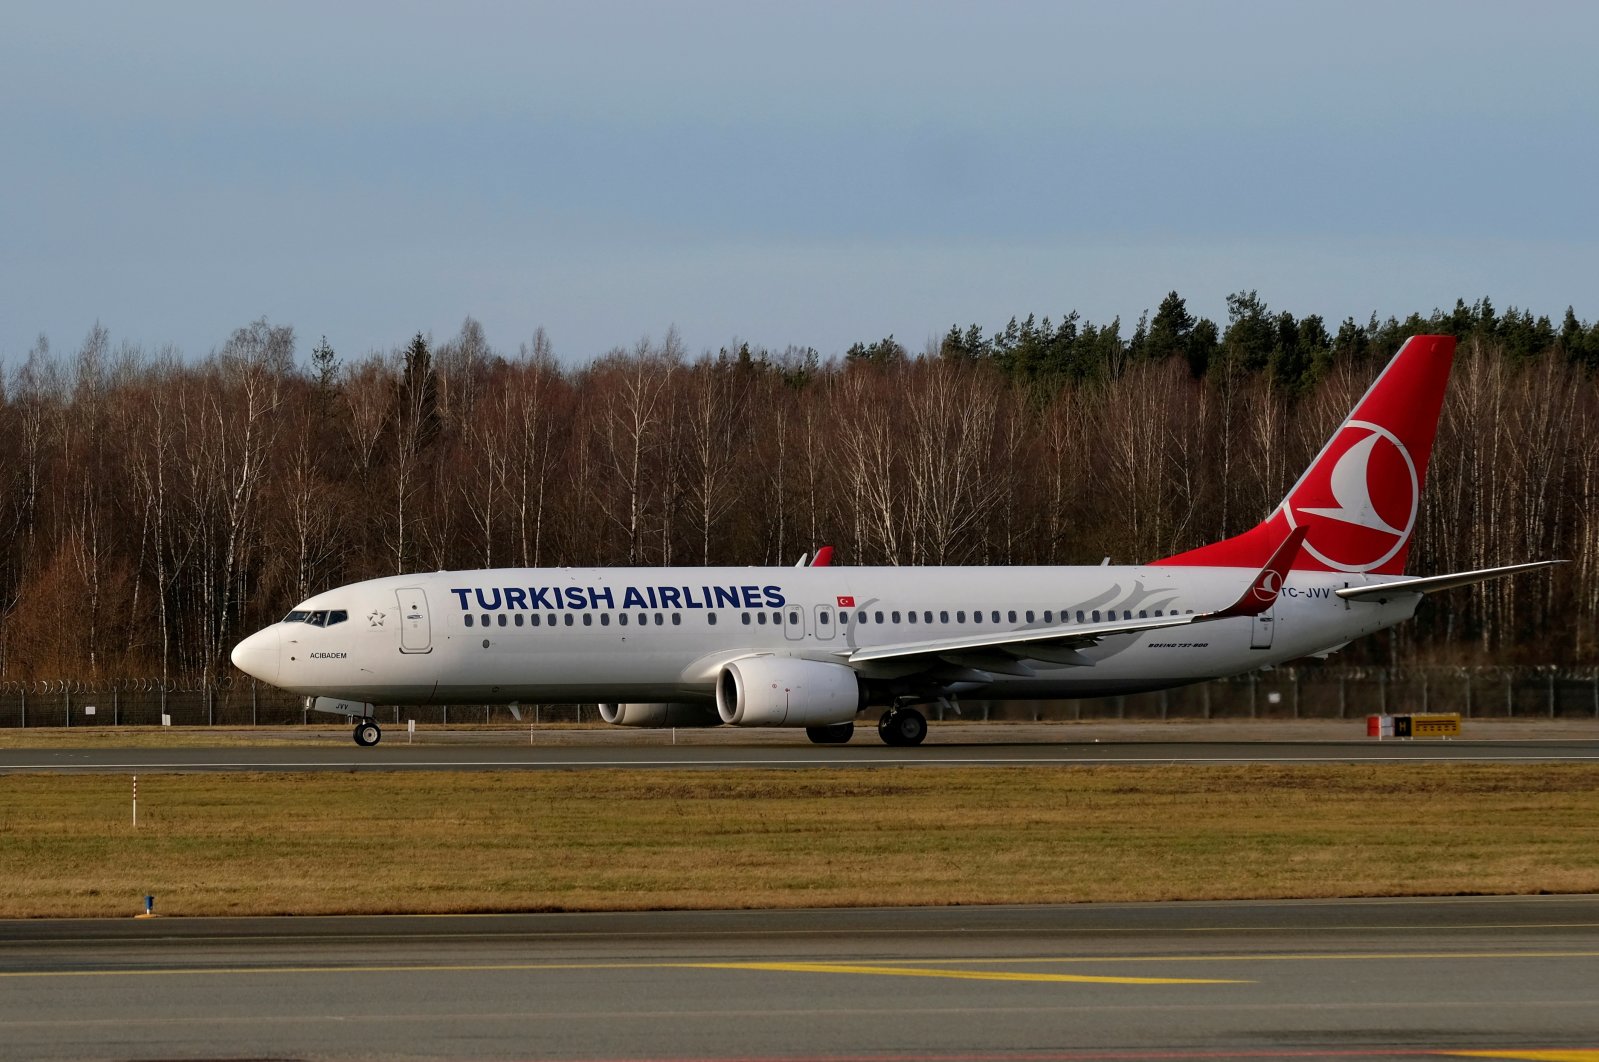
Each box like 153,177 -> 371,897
1153,334 -> 1456,575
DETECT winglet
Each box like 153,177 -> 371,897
1209,526 -> 1308,619
811,545 -> 834,567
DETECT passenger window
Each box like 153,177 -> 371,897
857,610 -> 867,623
992,611 -> 1001,623
923,611 -> 932,624
600,613 -> 610,626
789,611 -> 799,624
514,614 -> 524,627
820,609 -> 832,625
464,615 -> 475,628
742,612 -> 751,625
1007,610 -> 1017,623
888,611 -> 897,623
1092,610 -> 1101,622
1077,610 -> 1085,623
497,614 -> 507,627
619,613 -> 629,626
672,614 -> 681,625
564,614 -> 574,626
956,610 -> 965,622
531,613 -> 541,627
656,613 -> 665,625
1025,610 -> 1034,623
974,611 -> 983,623
708,613 -> 718,625
757,612 -> 767,625
583,614 -> 593,626
907,611 -> 917,624
1139,610 -> 1148,619
940,610 -> 949,623
1042,610 -> 1051,623
480,614 -> 489,627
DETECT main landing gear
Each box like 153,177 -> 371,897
353,717 -> 382,747
878,707 -> 927,747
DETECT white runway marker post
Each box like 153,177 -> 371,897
132,774 -> 137,827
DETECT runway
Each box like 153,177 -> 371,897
2,896 -> 1597,1060
4,734 -> 1599,773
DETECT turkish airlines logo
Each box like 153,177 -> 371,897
1285,420 -> 1418,573
1252,570 -> 1282,603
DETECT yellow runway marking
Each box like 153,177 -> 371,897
682,961 -> 1246,984
0,958 -> 1241,984
6,947 -> 1588,981
1441,1052 -> 1599,1062
895,950 -> 1599,966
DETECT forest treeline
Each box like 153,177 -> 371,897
3,290 -> 1598,683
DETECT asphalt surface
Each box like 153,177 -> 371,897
4,721 -> 1599,773
2,897 -> 1597,1060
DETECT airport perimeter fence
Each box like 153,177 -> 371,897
0,667 -> 1596,730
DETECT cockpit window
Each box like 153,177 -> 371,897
282,609 -> 349,627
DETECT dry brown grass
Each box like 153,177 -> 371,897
0,727 -> 346,748
3,763 -> 1598,918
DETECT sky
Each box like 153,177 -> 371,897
2,1 -> 1596,367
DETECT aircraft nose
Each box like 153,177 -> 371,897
230,626 -> 281,685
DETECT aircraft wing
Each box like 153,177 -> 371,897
1335,559 -> 1566,601
846,528 -> 1307,670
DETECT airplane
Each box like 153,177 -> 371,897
230,334 -> 1561,747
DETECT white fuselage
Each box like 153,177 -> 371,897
231,564 -> 1416,707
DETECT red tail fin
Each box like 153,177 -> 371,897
1153,334 -> 1456,575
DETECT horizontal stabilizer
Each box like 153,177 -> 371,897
1335,560 -> 1566,601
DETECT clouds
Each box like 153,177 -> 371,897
3,1 -> 1596,363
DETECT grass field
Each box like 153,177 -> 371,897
2,763 -> 1597,918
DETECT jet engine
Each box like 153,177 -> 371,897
715,656 -> 864,727
598,702 -> 721,728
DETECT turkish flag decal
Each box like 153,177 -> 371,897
836,595 -> 855,608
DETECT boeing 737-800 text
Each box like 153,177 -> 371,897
231,335 -> 1559,746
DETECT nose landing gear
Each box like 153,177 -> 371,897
353,718 -> 382,747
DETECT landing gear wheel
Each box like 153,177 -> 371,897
354,719 -> 382,747
878,707 -> 927,747
806,721 -> 855,745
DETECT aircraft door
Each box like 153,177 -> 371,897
783,605 -> 805,641
1250,605 -> 1274,650
813,604 -> 837,641
397,587 -> 432,653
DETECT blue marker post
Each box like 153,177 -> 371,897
137,895 -> 155,919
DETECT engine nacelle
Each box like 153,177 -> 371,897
598,702 -> 721,728
715,656 -> 863,727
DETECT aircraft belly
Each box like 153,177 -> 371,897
436,641 -> 709,704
